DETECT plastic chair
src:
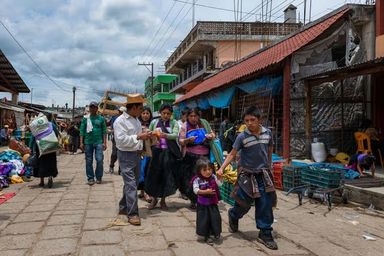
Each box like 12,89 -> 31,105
354,132 -> 384,169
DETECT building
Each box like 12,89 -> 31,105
0,50 -> 30,129
144,74 -> 177,113
165,12 -> 301,95
0,50 -> 30,104
175,4 -> 377,159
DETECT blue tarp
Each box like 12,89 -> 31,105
197,97 -> 210,110
237,75 -> 283,96
207,87 -> 236,108
177,75 -> 282,109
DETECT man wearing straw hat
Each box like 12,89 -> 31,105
113,94 -> 151,225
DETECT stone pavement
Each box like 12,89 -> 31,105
1,146 -> 384,256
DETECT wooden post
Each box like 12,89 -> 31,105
282,59 -> 291,159
341,79 -> 345,152
304,81 -> 312,158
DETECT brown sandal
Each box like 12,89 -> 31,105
160,201 -> 168,210
147,198 -> 158,209
144,194 -> 153,203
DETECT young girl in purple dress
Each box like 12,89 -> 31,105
192,157 -> 222,244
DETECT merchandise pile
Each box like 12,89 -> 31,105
0,140 -> 33,190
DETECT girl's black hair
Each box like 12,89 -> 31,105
195,157 -> 212,175
187,107 -> 201,117
242,106 -> 261,120
360,154 -> 375,169
139,106 -> 153,125
181,107 -> 189,115
159,103 -> 173,113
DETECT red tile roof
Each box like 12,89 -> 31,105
176,8 -> 349,104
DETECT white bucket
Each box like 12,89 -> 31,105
311,142 -> 327,163
329,148 -> 338,157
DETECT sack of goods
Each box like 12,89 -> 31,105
9,139 -> 31,156
30,114 -> 60,156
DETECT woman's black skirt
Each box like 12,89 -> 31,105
196,204 -> 222,237
145,147 -> 178,198
33,150 -> 58,178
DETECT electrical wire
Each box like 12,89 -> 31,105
0,19 -> 71,92
153,2 -> 196,60
142,0 -> 177,57
145,0 -> 190,61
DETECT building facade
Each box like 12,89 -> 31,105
145,74 -> 177,113
165,17 -> 301,94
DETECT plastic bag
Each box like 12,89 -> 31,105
186,128 -> 207,144
30,114 -> 50,136
36,130 -> 60,156
30,114 -> 60,156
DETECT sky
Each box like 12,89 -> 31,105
0,0 -> 364,107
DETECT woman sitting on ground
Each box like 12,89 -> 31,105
346,153 -> 376,177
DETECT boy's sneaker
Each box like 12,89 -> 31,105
96,179 -> 102,184
88,180 -> 95,186
258,231 -> 278,250
228,211 -> 238,233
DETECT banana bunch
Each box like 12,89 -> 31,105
222,164 -> 237,184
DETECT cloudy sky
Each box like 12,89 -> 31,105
0,0 -> 360,107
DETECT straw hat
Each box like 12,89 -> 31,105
126,94 -> 146,105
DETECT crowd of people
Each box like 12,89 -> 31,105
22,97 -> 278,250
92,96 -> 279,249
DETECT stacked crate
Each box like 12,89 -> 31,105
219,181 -> 235,206
273,162 -> 284,190
283,166 -> 305,191
301,167 -> 343,189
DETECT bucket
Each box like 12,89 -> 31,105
311,142 -> 327,163
329,148 -> 338,157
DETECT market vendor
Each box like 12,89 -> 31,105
346,153 -> 376,177
0,125 -> 10,146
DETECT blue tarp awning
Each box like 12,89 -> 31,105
177,75 -> 283,110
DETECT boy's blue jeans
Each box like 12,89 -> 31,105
85,144 -> 104,181
229,174 -> 274,233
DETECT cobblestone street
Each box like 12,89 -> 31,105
1,146 -> 384,256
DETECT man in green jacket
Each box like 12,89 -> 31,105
80,101 -> 107,185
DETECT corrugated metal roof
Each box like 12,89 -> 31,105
0,50 -> 30,93
176,7 -> 350,104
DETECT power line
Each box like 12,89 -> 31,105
153,1 -> 196,60
145,0 -> 190,61
142,0 -> 177,57
172,0 -> 259,17
0,19 -> 71,92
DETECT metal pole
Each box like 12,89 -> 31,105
72,86 -> 76,119
309,0 -> 312,22
192,0 -> 196,28
151,63 -> 154,112
304,0 -> 307,26
30,88 -> 33,105
138,62 -> 154,111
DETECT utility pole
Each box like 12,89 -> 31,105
304,0 -> 307,26
192,0 -> 196,28
138,62 -> 154,112
309,0 -> 312,22
30,88 -> 33,105
72,86 -> 76,119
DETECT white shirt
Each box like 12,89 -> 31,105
113,112 -> 143,152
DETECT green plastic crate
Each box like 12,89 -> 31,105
219,181 -> 235,206
283,166 -> 305,191
301,167 -> 342,189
